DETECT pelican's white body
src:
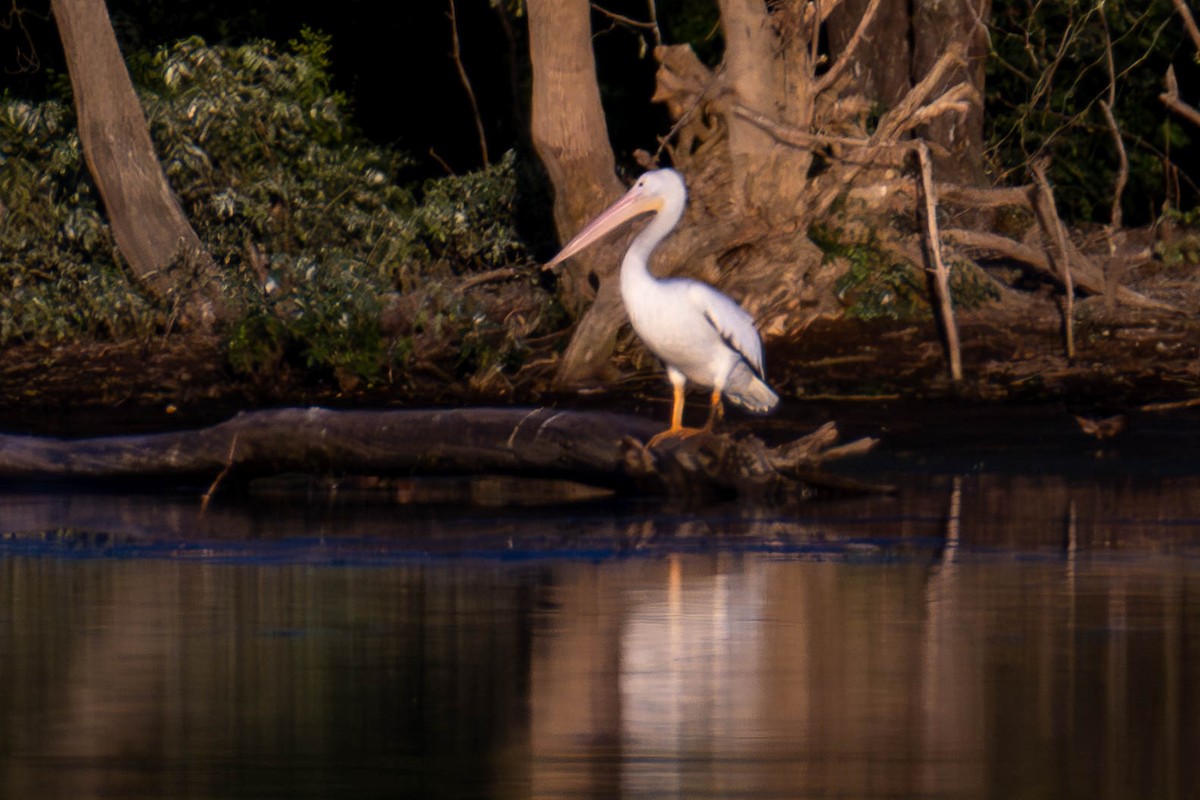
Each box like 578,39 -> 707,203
547,168 -> 778,423
622,270 -> 773,412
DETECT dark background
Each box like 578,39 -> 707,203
1,0 -> 673,180
2,1 -> 1196,221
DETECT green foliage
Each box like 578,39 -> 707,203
138,31 -> 420,278
1,31 -> 546,389
130,31 -> 424,382
986,0 -> 1190,224
813,224 -> 998,321
656,0 -> 723,65
0,98 -> 159,342
413,152 -> 525,271
1155,207 -> 1200,268
226,256 -> 387,382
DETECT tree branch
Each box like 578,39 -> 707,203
448,0 -> 488,166
1172,0 -> 1200,50
943,229 -> 1177,312
916,142 -> 962,381
1161,65 -> 1200,128
1031,159 -> 1075,359
873,42 -> 968,142
815,0 -> 884,93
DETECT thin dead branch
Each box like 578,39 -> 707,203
1141,396 -> 1200,413
460,267 -> 522,291
815,0 -> 884,93
1098,98 -> 1128,307
200,432 -> 239,515
899,83 -> 978,134
730,103 -> 875,150
944,228 -> 1176,313
1098,11 -> 1127,237
853,180 -> 1035,209
1031,159 -> 1076,360
448,0 -> 489,166
1161,65 -> 1200,128
916,142 -> 962,381
873,43 -> 968,142
1172,0 -> 1200,50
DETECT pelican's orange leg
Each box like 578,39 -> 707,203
647,381 -> 717,448
647,380 -> 686,448
701,388 -> 723,433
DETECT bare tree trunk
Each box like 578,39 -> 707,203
718,0 -> 778,211
911,0 -> 990,186
527,0 -> 630,386
826,0 -> 991,186
717,0 -> 815,222
826,0 -> 912,110
52,0 -> 229,330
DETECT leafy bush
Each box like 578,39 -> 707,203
136,31 -> 420,277
414,152 -> 525,271
1,31 -> 549,389
813,224 -> 998,321
0,98 -> 159,342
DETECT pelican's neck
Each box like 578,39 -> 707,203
620,193 -> 684,296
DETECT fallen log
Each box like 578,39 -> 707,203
0,407 -> 882,503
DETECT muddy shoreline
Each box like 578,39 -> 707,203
1,292 -> 1196,441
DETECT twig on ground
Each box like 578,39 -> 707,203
200,433 -> 239,515
460,267 -> 521,291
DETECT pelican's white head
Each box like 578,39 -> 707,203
544,168 -> 688,269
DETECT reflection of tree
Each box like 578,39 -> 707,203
0,559 -> 545,797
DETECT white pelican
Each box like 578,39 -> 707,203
546,168 -> 779,444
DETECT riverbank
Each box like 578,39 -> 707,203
2,287 -> 1196,439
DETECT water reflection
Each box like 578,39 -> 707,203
1,474 -> 1199,798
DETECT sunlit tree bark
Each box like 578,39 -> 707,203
529,0 -> 1005,385
52,0 -> 229,330
827,0 -> 991,185
527,0 -> 628,384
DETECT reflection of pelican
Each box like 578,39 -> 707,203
546,169 -> 779,444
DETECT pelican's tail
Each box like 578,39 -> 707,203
724,361 -> 780,414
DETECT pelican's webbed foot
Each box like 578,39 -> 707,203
646,425 -> 706,449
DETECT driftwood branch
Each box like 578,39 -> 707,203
873,43 -> 969,142
1161,65 -> 1200,129
0,407 -> 881,502
850,171 -> 1175,314
916,142 -> 962,381
1031,160 -> 1076,359
944,228 -> 1176,312
1173,0 -> 1200,50
815,0 -> 883,93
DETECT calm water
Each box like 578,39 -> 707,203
2,406 -> 1200,799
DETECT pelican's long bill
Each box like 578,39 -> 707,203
543,183 -> 663,270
